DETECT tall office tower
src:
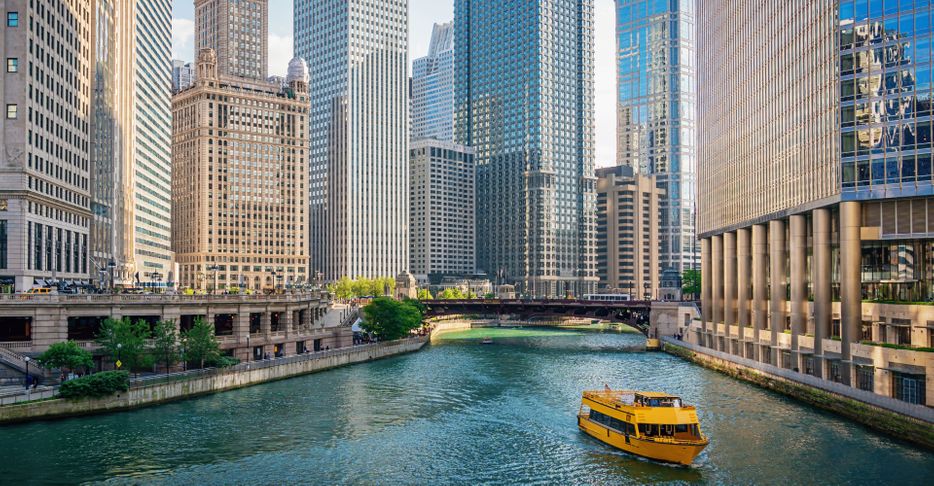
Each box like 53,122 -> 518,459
595,166 -> 662,299
615,0 -> 698,279
696,1 -> 933,406
0,1 -> 93,291
409,140 -> 475,284
134,0 -> 175,288
172,51 -> 310,291
295,0 -> 409,282
411,22 -> 454,142
172,59 -> 197,93
455,0 -> 597,298
194,0 -> 268,80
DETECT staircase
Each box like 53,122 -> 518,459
0,345 -> 57,383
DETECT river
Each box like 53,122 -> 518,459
0,326 -> 931,485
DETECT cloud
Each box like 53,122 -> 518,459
268,33 -> 294,77
172,18 -> 194,61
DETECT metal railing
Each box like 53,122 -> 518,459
0,292 -> 330,305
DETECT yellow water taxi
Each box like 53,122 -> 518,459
578,389 -> 708,465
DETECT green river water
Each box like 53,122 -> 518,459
0,327 -> 931,485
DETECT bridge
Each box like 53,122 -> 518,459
421,299 -> 653,335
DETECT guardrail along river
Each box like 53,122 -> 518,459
0,328 -> 931,484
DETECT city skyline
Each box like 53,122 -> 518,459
170,0 -> 620,167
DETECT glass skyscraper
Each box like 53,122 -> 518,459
455,0 -> 597,298
295,0 -> 409,281
615,0 -> 698,277
411,22 -> 454,143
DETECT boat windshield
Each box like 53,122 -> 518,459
635,395 -> 682,407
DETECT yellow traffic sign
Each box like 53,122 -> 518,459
115,360 -> 122,368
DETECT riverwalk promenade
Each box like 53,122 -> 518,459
0,337 -> 427,424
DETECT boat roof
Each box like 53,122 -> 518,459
636,391 -> 679,398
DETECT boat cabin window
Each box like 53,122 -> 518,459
589,410 -> 636,435
634,395 -> 682,408
639,423 -> 700,439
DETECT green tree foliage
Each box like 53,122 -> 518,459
152,320 -> 179,374
361,297 -> 424,341
36,341 -> 93,372
328,276 -> 397,299
58,370 -> 129,399
181,317 -> 221,369
484,293 -> 495,299
682,269 -> 701,299
438,287 -> 466,299
417,288 -> 433,300
95,318 -> 152,371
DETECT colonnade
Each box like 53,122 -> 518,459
699,202 -> 863,384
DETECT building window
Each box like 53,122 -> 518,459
5,104 -> 16,119
6,58 -> 17,73
892,372 -> 925,405
856,366 -> 874,392
6,12 -> 18,27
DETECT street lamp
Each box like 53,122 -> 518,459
107,258 -> 116,293
207,265 -> 218,294
116,343 -> 122,370
23,356 -> 30,389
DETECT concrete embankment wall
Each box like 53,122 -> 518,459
0,338 -> 427,424
662,338 -> 934,450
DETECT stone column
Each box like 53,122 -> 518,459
701,238 -> 712,335
751,224 -> 767,362
769,219 -> 786,366
840,201 -> 862,386
813,208 -> 832,375
723,232 -> 737,354
737,227 -> 751,354
789,214 -> 807,372
711,234 -> 724,350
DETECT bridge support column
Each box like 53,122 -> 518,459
813,208 -> 832,378
736,227 -> 751,356
711,234 -> 724,351
701,237 -> 712,347
769,219 -> 786,366
790,214 -> 807,372
723,231 -> 736,354
751,224 -> 768,362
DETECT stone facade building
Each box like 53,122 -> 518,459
0,1 -> 94,291
409,140 -> 475,284
194,0 -> 268,80
172,50 -> 310,291
596,166 -> 662,300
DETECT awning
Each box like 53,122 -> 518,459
799,348 -> 815,356
885,321 -> 911,327
853,356 -> 874,366
823,351 -> 842,361
882,362 -> 927,375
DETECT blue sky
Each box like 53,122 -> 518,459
171,0 -> 616,165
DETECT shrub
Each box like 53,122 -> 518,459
58,371 -> 129,399
206,356 -> 240,368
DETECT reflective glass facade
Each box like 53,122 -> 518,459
839,1 -> 934,198
411,22 -> 454,143
616,0 -> 698,275
455,0 -> 597,297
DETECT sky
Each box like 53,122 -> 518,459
171,0 -> 616,165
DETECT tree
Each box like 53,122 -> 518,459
152,320 -> 179,374
484,293 -> 495,299
438,287 -> 465,300
37,341 -> 93,373
682,269 -> 701,299
417,288 -> 433,300
361,297 -> 424,340
96,318 -> 152,372
181,317 -> 221,369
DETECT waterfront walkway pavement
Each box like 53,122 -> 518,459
662,337 -> 934,424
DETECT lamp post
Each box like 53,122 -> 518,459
108,258 -> 116,293
116,343 -> 122,370
271,270 -> 277,292
246,335 -> 251,362
207,265 -> 218,294
23,356 -> 30,389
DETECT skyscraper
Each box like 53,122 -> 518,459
172,51 -> 310,292
194,0 -> 268,80
172,59 -> 196,93
411,22 -> 454,143
134,0 -> 175,288
695,0 -> 933,405
295,0 -> 409,282
615,0 -> 698,278
0,0 -> 93,291
455,0 -> 597,298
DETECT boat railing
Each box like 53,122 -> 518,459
640,435 -> 709,445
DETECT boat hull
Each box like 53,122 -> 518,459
578,416 -> 707,466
